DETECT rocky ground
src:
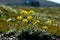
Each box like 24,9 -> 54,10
0,29 -> 60,40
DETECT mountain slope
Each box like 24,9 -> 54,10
39,1 -> 60,7
0,0 -> 60,6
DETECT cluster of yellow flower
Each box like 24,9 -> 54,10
17,16 -> 33,23
16,9 -> 53,30
42,20 -> 52,29
21,10 -> 35,15
17,10 -> 34,23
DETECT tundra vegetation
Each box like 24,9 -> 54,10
0,5 -> 60,40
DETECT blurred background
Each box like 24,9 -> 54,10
0,0 -> 60,7
0,0 -> 60,40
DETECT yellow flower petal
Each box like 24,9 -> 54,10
27,16 -> 32,20
47,20 -> 52,25
33,20 -> 40,25
21,10 -> 28,15
42,26 -> 48,29
36,20 -> 40,23
17,16 -> 23,20
22,19 -> 28,23
29,10 -> 35,14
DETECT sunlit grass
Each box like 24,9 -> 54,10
0,6 -> 60,36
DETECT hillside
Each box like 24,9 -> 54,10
0,5 -> 60,39
0,0 -> 60,6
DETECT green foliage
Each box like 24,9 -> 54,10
0,5 -> 60,36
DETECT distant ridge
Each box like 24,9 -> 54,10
0,0 -> 60,6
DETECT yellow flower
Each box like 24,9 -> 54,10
36,20 -> 40,23
22,19 -> 28,23
17,16 -> 23,20
27,16 -> 32,20
33,20 -> 40,25
21,10 -> 28,15
47,20 -> 52,25
29,10 -> 35,14
42,26 -> 48,29
33,22 -> 37,25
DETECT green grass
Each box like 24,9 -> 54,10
0,5 -> 60,36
